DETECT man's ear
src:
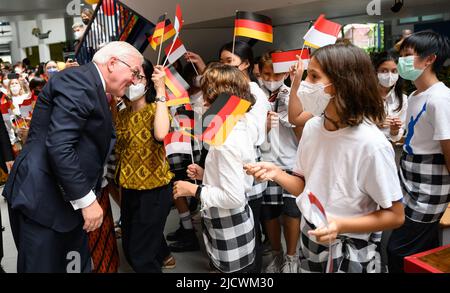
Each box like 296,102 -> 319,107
106,58 -> 116,73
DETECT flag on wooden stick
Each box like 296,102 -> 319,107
303,14 -> 341,49
271,49 -> 310,73
234,11 -> 273,43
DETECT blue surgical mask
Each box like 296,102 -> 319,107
398,56 -> 424,81
47,68 -> 58,78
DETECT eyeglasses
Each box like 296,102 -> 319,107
116,59 -> 145,81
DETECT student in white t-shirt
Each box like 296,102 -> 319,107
387,31 -> 450,273
245,43 -> 405,273
372,51 -> 408,142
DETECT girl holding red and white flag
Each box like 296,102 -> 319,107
245,43 -> 405,273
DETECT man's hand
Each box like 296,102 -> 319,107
5,160 -> 14,173
81,200 -> 103,233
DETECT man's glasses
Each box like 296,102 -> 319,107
117,59 -> 145,81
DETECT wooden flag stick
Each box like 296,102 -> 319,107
231,10 -> 238,58
156,13 -> 167,66
162,33 -> 178,68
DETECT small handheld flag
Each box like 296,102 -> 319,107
164,38 -> 187,65
303,14 -> 341,49
164,66 -> 190,106
174,4 -> 183,34
149,17 -> 176,50
234,11 -> 273,43
200,93 -> 251,146
164,131 -> 192,157
271,49 -> 310,73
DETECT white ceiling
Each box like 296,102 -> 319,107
0,0 -> 68,16
121,0 -> 450,28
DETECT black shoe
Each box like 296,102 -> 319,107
166,225 -> 186,242
168,230 -> 200,252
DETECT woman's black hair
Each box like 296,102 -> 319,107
219,40 -> 257,82
372,51 -> 404,112
28,77 -> 46,91
400,30 -> 450,73
142,59 -> 157,104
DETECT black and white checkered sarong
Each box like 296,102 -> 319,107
299,217 -> 382,273
201,204 -> 256,273
399,152 -> 450,223
246,147 -> 267,201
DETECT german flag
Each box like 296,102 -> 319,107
200,93 -> 251,146
234,11 -> 273,43
164,66 -> 190,106
149,17 -> 176,50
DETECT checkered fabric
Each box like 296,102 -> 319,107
201,204 -> 256,273
298,217 -> 382,273
261,174 -> 294,205
399,152 -> 450,223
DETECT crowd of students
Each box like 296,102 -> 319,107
0,29 -> 449,273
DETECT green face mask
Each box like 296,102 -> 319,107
398,56 -> 424,81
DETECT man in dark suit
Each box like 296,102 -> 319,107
2,41 -> 143,273
0,109 -> 14,273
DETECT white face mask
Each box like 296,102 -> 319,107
74,31 -> 84,40
10,85 -> 21,96
297,81 -> 333,116
377,72 -> 399,88
262,79 -> 284,93
256,78 -> 264,87
126,83 -> 146,102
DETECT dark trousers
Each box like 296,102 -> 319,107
0,206 -> 3,264
248,197 -> 263,273
8,205 -> 90,273
121,184 -> 172,273
387,217 -> 440,273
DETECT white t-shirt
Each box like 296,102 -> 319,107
380,90 -> 408,142
293,117 -> 403,240
247,82 -> 270,147
403,82 -> 450,155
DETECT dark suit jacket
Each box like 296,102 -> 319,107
2,62 -> 115,233
0,101 -> 14,261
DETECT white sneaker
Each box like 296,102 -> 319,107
264,252 -> 283,273
281,255 -> 299,273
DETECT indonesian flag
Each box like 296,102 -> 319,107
164,131 -> 192,156
234,11 -> 273,43
303,14 -> 341,49
19,96 -> 35,119
271,49 -> 310,73
164,38 -> 187,65
174,4 -> 183,34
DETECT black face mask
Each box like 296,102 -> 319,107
82,19 -> 90,25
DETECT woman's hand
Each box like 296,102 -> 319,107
308,219 -> 341,244
173,181 -> 198,199
389,117 -> 402,136
152,65 -> 166,95
187,164 -> 204,181
244,162 -> 281,182
184,51 -> 206,74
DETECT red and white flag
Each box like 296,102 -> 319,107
174,4 -> 183,34
164,38 -> 187,65
163,131 -> 192,157
271,49 -> 310,73
303,14 -> 341,49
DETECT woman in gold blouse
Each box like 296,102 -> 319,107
115,60 -> 173,273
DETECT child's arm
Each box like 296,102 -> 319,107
309,201 -> 405,243
441,139 -> 450,172
244,162 -> 305,196
288,56 -> 313,127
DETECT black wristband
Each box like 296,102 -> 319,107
195,184 -> 203,199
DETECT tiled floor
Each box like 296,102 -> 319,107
1,190 -> 273,273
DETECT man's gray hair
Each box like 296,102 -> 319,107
72,22 -> 84,30
92,41 -> 143,65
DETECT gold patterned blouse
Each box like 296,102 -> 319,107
115,103 -> 173,190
